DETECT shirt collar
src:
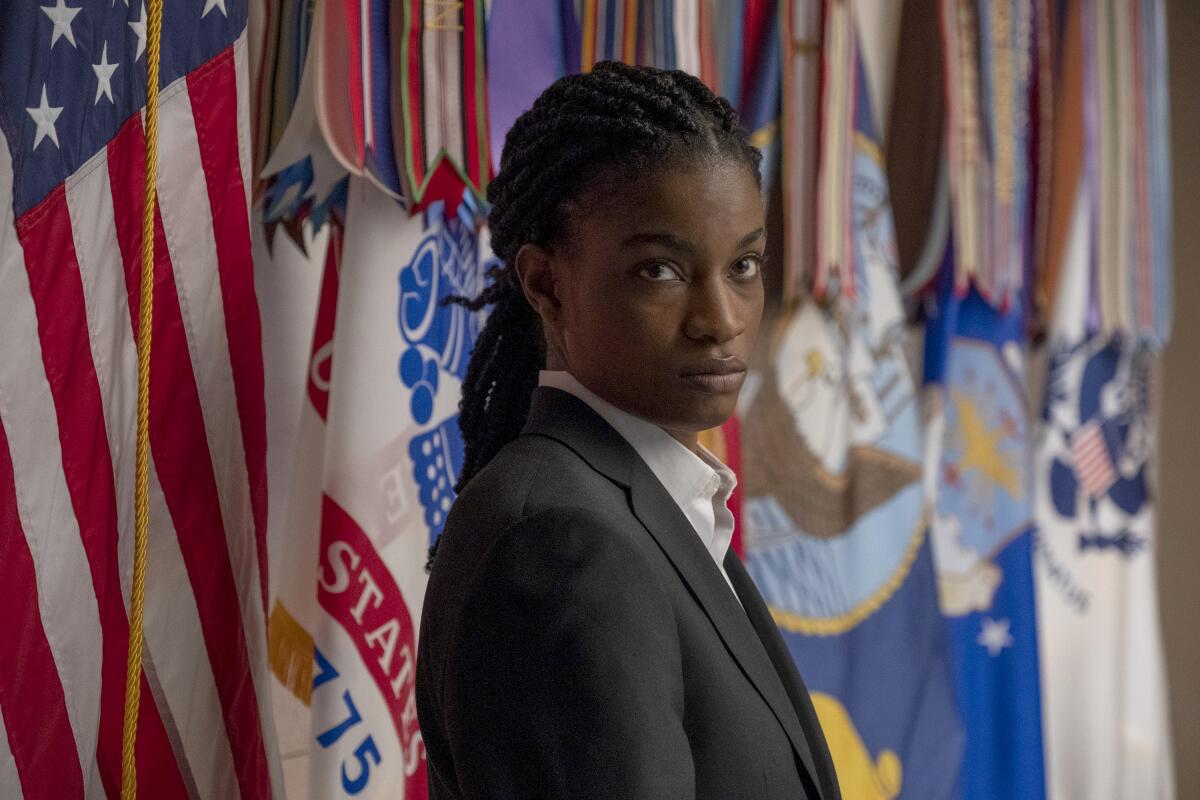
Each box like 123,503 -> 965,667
536,370 -> 737,511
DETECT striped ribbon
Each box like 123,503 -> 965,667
580,0 -> 640,70
780,0 -> 821,301
1085,0 -> 1171,347
396,0 -> 491,207
813,0 -> 857,300
984,0 -> 1033,307
574,0 -> 718,82
940,0 -> 1034,309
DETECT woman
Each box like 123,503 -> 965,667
416,61 -> 839,800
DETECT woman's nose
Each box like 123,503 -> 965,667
683,275 -> 745,344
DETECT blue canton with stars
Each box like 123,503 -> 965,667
0,0 -> 246,217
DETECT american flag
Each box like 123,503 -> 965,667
0,0 -> 281,798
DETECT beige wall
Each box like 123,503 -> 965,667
1162,2 -> 1199,797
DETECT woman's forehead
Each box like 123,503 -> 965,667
564,160 -> 764,248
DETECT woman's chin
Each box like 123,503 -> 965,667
655,396 -> 739,436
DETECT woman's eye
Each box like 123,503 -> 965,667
731,255 -> 762,279
638,261 -> 682,282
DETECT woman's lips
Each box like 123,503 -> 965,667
679,371 -> 747,393
679,358 -> 748,393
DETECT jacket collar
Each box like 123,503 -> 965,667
521,386 -> 636,487
521,387 -> 822,796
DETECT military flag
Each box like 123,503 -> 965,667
923,268 -> 1046,800
740,54 -> 963,800
914,2 -> 1049,797
268,179 -> 493,800
1032,1 -> 1175,796
262,215 -> 343,798
1035,334 -> 1174,800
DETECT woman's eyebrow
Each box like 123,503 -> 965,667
619,231 -> 696,254
735,227 -> 766,248
619,227 -> 766,253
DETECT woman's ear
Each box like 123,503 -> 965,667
514,243 -> 562,325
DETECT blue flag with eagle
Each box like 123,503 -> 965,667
740,57 -> 963,800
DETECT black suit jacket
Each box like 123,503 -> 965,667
417,387 -> 840,799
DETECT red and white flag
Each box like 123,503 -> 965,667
0,1 -> 282,797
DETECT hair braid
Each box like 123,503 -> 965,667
428,60 -> 762,565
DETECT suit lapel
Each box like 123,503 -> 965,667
630,464 -> 821,798
726,551 -> 833,799
523,388 -> 823,796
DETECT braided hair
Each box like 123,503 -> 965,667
446,60 -> 762,502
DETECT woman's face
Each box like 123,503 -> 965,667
525,157 -> 766,443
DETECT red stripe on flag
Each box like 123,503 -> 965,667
107,115 -> 273,800
187,50 -> 271,615
14,187 -> 188,799
0,414 -> 85,799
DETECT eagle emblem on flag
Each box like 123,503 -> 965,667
397,195 -> 493,543
1041,337 -> 1152,563
930,339 -> 1032,617
741,130 -> 926,634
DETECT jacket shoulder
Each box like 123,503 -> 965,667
450,432 -> 625,527
425,433 -> 629,608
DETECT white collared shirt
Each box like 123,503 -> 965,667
538,370 -> 741,602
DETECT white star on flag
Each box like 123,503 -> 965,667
129,3 -> 147,61
977,617 -> 1014,657
201,0 -> 227,18
41,0 -> 82,50
93,43 -> 120,105
26,84 -> 63,151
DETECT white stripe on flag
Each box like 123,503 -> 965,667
0,712 -> 24,800
63,139 -> 140,605
63,138 -> 233,800
156,72 -> 279,789
146,473 -> 242,800
235,37 -> 254,233
0,142 -> 103,797
160,62 -> 263,626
